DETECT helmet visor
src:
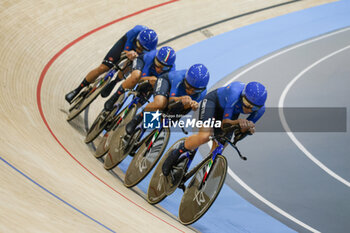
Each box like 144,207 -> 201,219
242,96 -> 261,111
184,79 -> 206,94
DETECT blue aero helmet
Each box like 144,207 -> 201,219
154,46 -> 176,71
184,64 -> 210,93
136,29 -> 158,52
242,81 -> 267,111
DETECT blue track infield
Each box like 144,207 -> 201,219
118,0 -> 350,232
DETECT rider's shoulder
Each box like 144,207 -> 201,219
226,81 -> 245,92
142,49 -> 157,61
129,25 -> 148,33
168,69 -> 186,80
257,105 -> 266,113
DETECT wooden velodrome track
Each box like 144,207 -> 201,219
0,0 -> 335,232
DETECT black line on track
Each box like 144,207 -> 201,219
158,0 -> 301,46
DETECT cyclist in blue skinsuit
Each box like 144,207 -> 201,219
162,81 -> 268,176
125,64 -> 210,135
104,46 -> 176,111
65,25 -> 158,103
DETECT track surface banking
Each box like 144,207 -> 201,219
65,1 -> 349,233
144,0 -> 350,232
36,1 -> 189,233
0,156 -> 116,233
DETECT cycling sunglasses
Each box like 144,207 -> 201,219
135,40 -> 149,52
242,96 -> 261,111
184,79 -> 206,94
154,58 -> 172,72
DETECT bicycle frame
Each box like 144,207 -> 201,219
144,118 -> 168,150
181,140 -> 223,185
138,113 -> 188,153
114,94 -> 141,126
181,134 -> 246,188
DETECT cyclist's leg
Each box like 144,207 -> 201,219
162,128 -> 212,176
88,35 -> 126,83
65,35 -> 127,103
184,90 -> 219,150
104,55 -> 145,111
65,78 -> 91,103
84,64 -> 110,83
104,69 -> 142,111
162,91 -> 218,176
100,35 -> 128,97
125,77 -> 170,134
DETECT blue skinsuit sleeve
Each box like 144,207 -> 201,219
193,89 -> 207,102
169,78 -> 178,97
223,100 -> 235,120
124,25 -> 146,51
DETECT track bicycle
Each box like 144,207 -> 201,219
147,125 -> 247,225
124,101 -> 190,188
101,82 -> 153,170
67,54 -> 131,122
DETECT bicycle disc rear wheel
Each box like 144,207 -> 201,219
103,104 -> 137,170
178,154 -> 227,225
147,138 -> 187,204
124,127 -> 170,188
84,94 -> 125,143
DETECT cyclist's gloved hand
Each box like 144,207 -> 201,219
125,50 -> 138,60
180,95 -> 192,106
236,119 -> 251,131
148,76 -> 157,86
249,126 -> 256,134
190,100 -> 199,111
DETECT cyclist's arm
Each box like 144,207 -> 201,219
121,57 -> 143,89
222,118 -> 240,126
246,106 -> 265,134
221,97 -> 253,132
140,76 -> 156,81
139,76 -> 157,86
132,56 -> 145,72
247,106 -> 265,123
124,26 -> 146,60
169,96 -> 194,109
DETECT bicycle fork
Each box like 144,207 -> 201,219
201,144 -> 224,185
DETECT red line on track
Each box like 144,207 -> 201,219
36,1 -> 185,232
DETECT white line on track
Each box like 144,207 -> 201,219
217,27 -> 350,232
224,27 -> 350,86
278,44 -> 350,188
227,168 -> 320,233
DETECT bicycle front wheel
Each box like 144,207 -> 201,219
178,154 -> 227,225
